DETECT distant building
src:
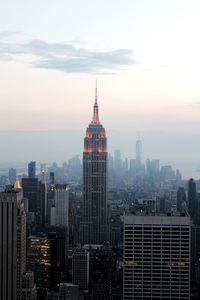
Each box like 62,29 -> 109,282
188,178 -> 197,221
177,187 -> 187,213
22,177 -> 39,214
39,180 -> 47,228
123,214 -> 190,300
129,159 -> 137,172
51,184 -> 69,227
136,138 -> 142,165
28,161 -> 36,179
9,167 -> 16,184
22,162 -> 39,215
160,165 -> 175,180
114,149 -> 122,172
40,163 -> 47,182
146,159 -> 160,178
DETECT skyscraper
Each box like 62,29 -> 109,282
0,182 -> 27,300
54,184 -> 69,226
177,187 -> 187,213
28,161 -> 36,178
72,248 -> 90,290
82,85 -> 108,244
136,137 -> 142,165
188,178 -> 197,221
123,214 -> 190,300
22,161 -> 39,222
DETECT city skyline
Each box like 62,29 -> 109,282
1,2 -> 200,299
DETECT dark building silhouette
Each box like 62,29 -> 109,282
72,248 -> 89,291
0,182 -> 26,300
82,85 -> 108,244
136,138 -> 142,165
188,178 -> 197,221
114,149 -> 122,173
27,236 -> 52,294
89,246 -> 118,300
48,229 -> 68,290
39,180 -> 47,229
28,161 -> 36,178
177,187 -> 187,213
49,172 -> 55,185
22,177 -> 39,213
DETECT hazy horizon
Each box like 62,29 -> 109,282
0,129 -> 200,179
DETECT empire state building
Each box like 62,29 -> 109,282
82,85 -> 108,244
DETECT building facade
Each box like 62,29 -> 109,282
0,184 -> 27,300
123,214 -> 190,300
72,248 -> 89,290
54,184 -> 69,226
82,86 -> 108,244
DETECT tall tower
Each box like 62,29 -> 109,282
0,181 -> 27,300
188,178 -> 197,221
82,84 -> 108,244
136,136 -> 142,165
28,161 -> 36,178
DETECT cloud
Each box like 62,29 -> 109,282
0,32 -> 136,74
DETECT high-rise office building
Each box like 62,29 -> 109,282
54,184 -> 69,226
114,149 -> 122,172
82,85 -> 108,244
28,161 -> 36,179
136,138 -> 142,165
177,187 -> 187,213
188,178 -> 197,221
0,183 -> 27,300
39,180 -> 47,229
22,162 -> 39,215
22,177 -> 39,214
48,229 -> 68,289
123,214 -> 190,300
50,184 -> 69,227
72,248 -> 90,290
27,236 -> 52,290
8,168 -> 17,185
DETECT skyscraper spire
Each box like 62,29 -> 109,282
92,81 -> 100,124
95,80 -> 98,104
14,175 -> 22,190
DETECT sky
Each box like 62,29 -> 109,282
1,0 -> 200,172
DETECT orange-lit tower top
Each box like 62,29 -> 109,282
84,83 -> 107,153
